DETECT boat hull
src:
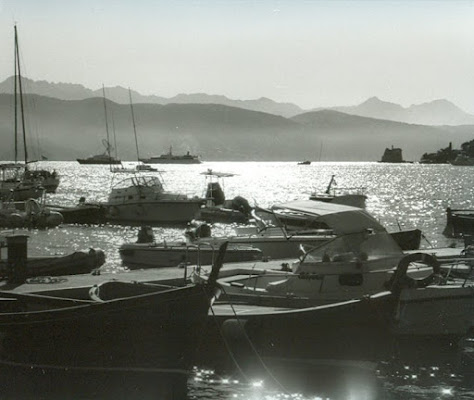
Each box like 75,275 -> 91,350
0,249 -> 105,278
0,283 -> 210,398
0,185 -> 43,202
201,292 -> 397,366
106,200 -> 203,224
77,159 -> 121,165
120,242 -> 262,268
139,158 -> 201,164
48,203 -> 107,224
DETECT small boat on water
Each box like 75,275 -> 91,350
194,169 -> 251,224
297,160 -> 311,165
0,232 -> 105,278
140,146 -> 201,164
120,225 -> 263,268
105,174 -> 205,225
0,198 -> 63,229
0,240 -> 226,399
47,197 -> 107,225
310,175 -> 367,209
24,168 -> 60,193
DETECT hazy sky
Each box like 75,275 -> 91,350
1,0 -> 474,111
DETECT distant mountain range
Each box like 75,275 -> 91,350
0,76 -> 303,119
328,97 -> 474,126
1,76 -> 473,125
0,92 -> 473,162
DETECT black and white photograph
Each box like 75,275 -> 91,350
0,0 -> 474,398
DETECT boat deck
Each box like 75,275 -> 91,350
0,246 -> 468,296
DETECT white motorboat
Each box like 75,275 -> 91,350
105,175 -> 204,224
196,231 -> 411,304
310,175 -> 367,208
196,233 -> 474,339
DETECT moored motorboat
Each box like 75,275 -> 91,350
194,169 -> 251,224
120,241 -> 262,269
0,249 -> 105,278
0,198 -> 63,229
0,242 -> 226,399
199,250 -> 474,369
24,168 -> 60,193
105,174 -> 204,225
0,232 -> 105,278
47,198 -> 107,225
309,175 -> 367,208
120,224 -> 262,268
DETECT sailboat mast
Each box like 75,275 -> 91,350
128,88 -> 140,162
13,28 -> 18,164
111,117 -> 118,161
102,85 -> 112,171
14,25 -> 28,165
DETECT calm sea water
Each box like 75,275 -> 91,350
13,161 -> 474,399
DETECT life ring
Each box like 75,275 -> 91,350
389,252 -> 441,292
108,206 -> 120,217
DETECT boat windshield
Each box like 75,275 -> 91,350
112,175 -> 163,190
300,231 -> 403,264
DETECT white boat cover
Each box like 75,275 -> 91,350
271,200 -> 386,235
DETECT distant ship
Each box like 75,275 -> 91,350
140,147 -> 201,164
77,153 -> 121,165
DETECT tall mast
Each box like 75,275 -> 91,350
128,88 -> 140,162
15,25 -> 28,165
13,26 -> 18,163
111,117 -> 118,161
102,85 -> 112,171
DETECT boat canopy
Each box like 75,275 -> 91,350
299,231 -> 404,268
111,175 -> 164,190
270,200 -> 386,235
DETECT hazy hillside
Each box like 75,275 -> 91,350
1,94 -> 473,162
291,109 -> 474,161
0,94 -> 310,161
0,77 -> 303,118
331,97 -> 474,126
